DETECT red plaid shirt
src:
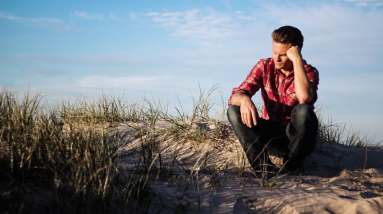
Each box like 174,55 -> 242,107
229,58 -> 319,127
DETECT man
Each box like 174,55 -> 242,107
227,26 -> 319,172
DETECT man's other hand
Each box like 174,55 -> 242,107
240,97 -> 258,128
230,92 -> 258,128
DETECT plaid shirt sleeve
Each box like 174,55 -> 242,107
228,60 -> 265,106
306,65 -> 320,105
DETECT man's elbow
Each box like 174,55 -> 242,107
297,93 -> 313,104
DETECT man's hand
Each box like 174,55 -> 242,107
231,92 -> 258,128
286,46 -> 302,62
286,45 -> 314,103
240,98 -> 258,128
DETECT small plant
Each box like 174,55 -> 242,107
208,165 -> 223,189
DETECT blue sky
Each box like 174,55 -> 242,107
1,0 -> 383,143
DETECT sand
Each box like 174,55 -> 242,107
117,121 -> 383,214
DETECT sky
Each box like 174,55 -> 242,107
1,0 -> 383,143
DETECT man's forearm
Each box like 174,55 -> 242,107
293,58 -> 314,103
230,92 -> 251,106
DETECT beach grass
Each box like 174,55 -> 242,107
0,85 -> 380,213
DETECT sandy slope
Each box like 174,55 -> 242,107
117,121 -> 383,214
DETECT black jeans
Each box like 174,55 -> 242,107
227,103 -> 318,169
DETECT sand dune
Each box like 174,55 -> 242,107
117,121 -> 383,213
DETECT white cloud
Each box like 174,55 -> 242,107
72,11 -> 105,20
0,11 -> 62,26
76,76 -> 172,89
72,11 -> 123,21
0,11 -> 71,32
6,45 -> 258,71
144,8 -> 255,41
145,12 -> 160,16
320,75 -> 383,95
223,0 -> 232,9
25,68 -> 64,78
261,3 -> 383,65
73,75 -> 199,97
129,12 -> 136,19
141,4 -> 383,65
343,0 -> 383,8
109,12 -> 122,21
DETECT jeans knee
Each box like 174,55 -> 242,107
293,103 -> 312,118
292,103 -> 318,126
227,105 -> 241,124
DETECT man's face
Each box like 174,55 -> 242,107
272,41 -> 293,71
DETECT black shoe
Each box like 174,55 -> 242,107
283,158 -> 303,172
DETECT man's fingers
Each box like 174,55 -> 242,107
241,110 -> 246,124
251,109 -> 257,126
241,105 -> 257,128
246,110 -> 254,128
247,113 -> 252,127
248,110 -> 254,127
241,109 -> 248,127
241,109 -> 250,128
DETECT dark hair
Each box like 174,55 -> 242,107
272,26 -> 304,49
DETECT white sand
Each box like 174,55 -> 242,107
117,121 -> 383,213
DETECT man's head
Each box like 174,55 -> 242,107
271,26 -> 304,70
272,26 -> 304,49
